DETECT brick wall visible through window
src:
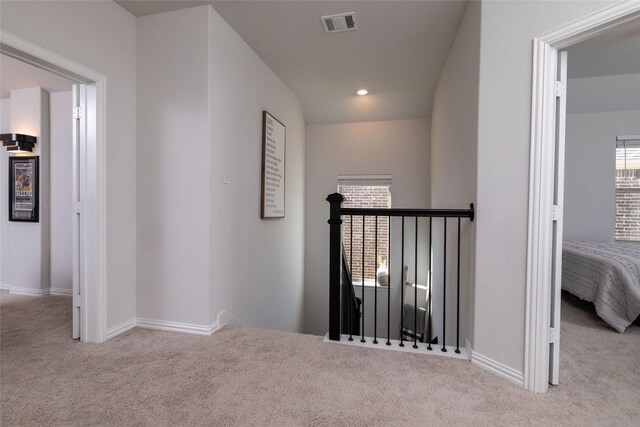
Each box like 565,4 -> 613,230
615,168 -> 640,241
616,144 -> 640,241
339,184 -> 390,282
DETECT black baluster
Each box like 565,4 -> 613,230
349,215 -> 353,341
442,218 -> 447,353
413,217 -> 418,349
427,217 -> 433,351
350,215 -> 353,271
456,217 -> 461,354
373,216 -> 378,344
400,217 -> 405,347
361,215 -> 365,343
386,215 -> 391,346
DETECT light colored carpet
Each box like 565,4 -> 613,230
1,291 -> 638,426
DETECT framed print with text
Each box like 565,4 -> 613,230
261,111 -> 286,219
9,156 -> 39,222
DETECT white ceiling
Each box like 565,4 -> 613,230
0,54 -> 74,98
115,0 -> 468,124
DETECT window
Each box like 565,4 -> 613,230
338,176 -> 391,285
615,140 -> 640,241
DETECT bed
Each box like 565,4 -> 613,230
562,241 -> 640,333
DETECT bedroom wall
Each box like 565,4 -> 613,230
564,109 -> 640,242
0,90 -> 75,295
304,118 -> 430,336
567,74 -> 640,114
50,91 -> 73,294
474,0 -> 612,377
0,1 -> 137,330
0,88 -> 50,295
430,0 -> 480,348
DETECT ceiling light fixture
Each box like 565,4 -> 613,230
357,89 -> 368,96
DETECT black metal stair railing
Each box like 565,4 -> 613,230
327,192 -> 475,353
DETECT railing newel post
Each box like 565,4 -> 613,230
327,192 -> 344,341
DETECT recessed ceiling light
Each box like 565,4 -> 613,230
357,89 -> 368,96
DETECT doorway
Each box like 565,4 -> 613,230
525,2 -> 640,393
0,30 -> 108,343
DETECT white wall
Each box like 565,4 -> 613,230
430,1 -> 480,348
50,91 -> 73,292
567,74 -> 640,114
209,7 -> 306,332
564,110 -> 640,242
0,88 -> 50,294
0,98 -> 8,131
136,6 -> 212,326
136,6 -> 306,332
474,0 -> 612,374
0,98 -> 9,288
0,90 -> 74,294
0,1 -> 137,328
304,119 -> 430,335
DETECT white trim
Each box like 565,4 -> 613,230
1,287 -> 74,297
525,37 -> 556,394
50,288 -> 73,296
105,310 -> 243,340
8,287 -> 50,297
471,350 -> 524,387
617,135 -> 640,142
536,2 -> 640,48
0,31 -> 104,82
324,334 -> 468,360
0,30 -> 108,344
337,174 -> 392,181
106,318 -> 137,339
136,318 -> 220,336
525,1 -> 640,393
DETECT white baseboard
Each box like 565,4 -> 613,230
50,288 -> 73,296
8,286 -> 50,297
106,318 -> 137,339
103,310 -> 241,341
470,349 -> 524,387
0,286 -> 72,297
136,317 -> 220,336
324,334 -> 469,360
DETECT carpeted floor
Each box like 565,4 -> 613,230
1,291 -> 638,426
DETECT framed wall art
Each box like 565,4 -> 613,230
261,111 -> 286,219
9,156 -> 39,222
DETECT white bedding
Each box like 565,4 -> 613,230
562,241 -> 640,333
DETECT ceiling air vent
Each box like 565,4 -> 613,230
321,12 -> 357,34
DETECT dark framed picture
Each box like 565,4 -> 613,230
9,156 -> 39,222
261,111 -> 286,219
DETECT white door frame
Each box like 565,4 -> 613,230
525,1 -> 640,393
0,30 -> 108,343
